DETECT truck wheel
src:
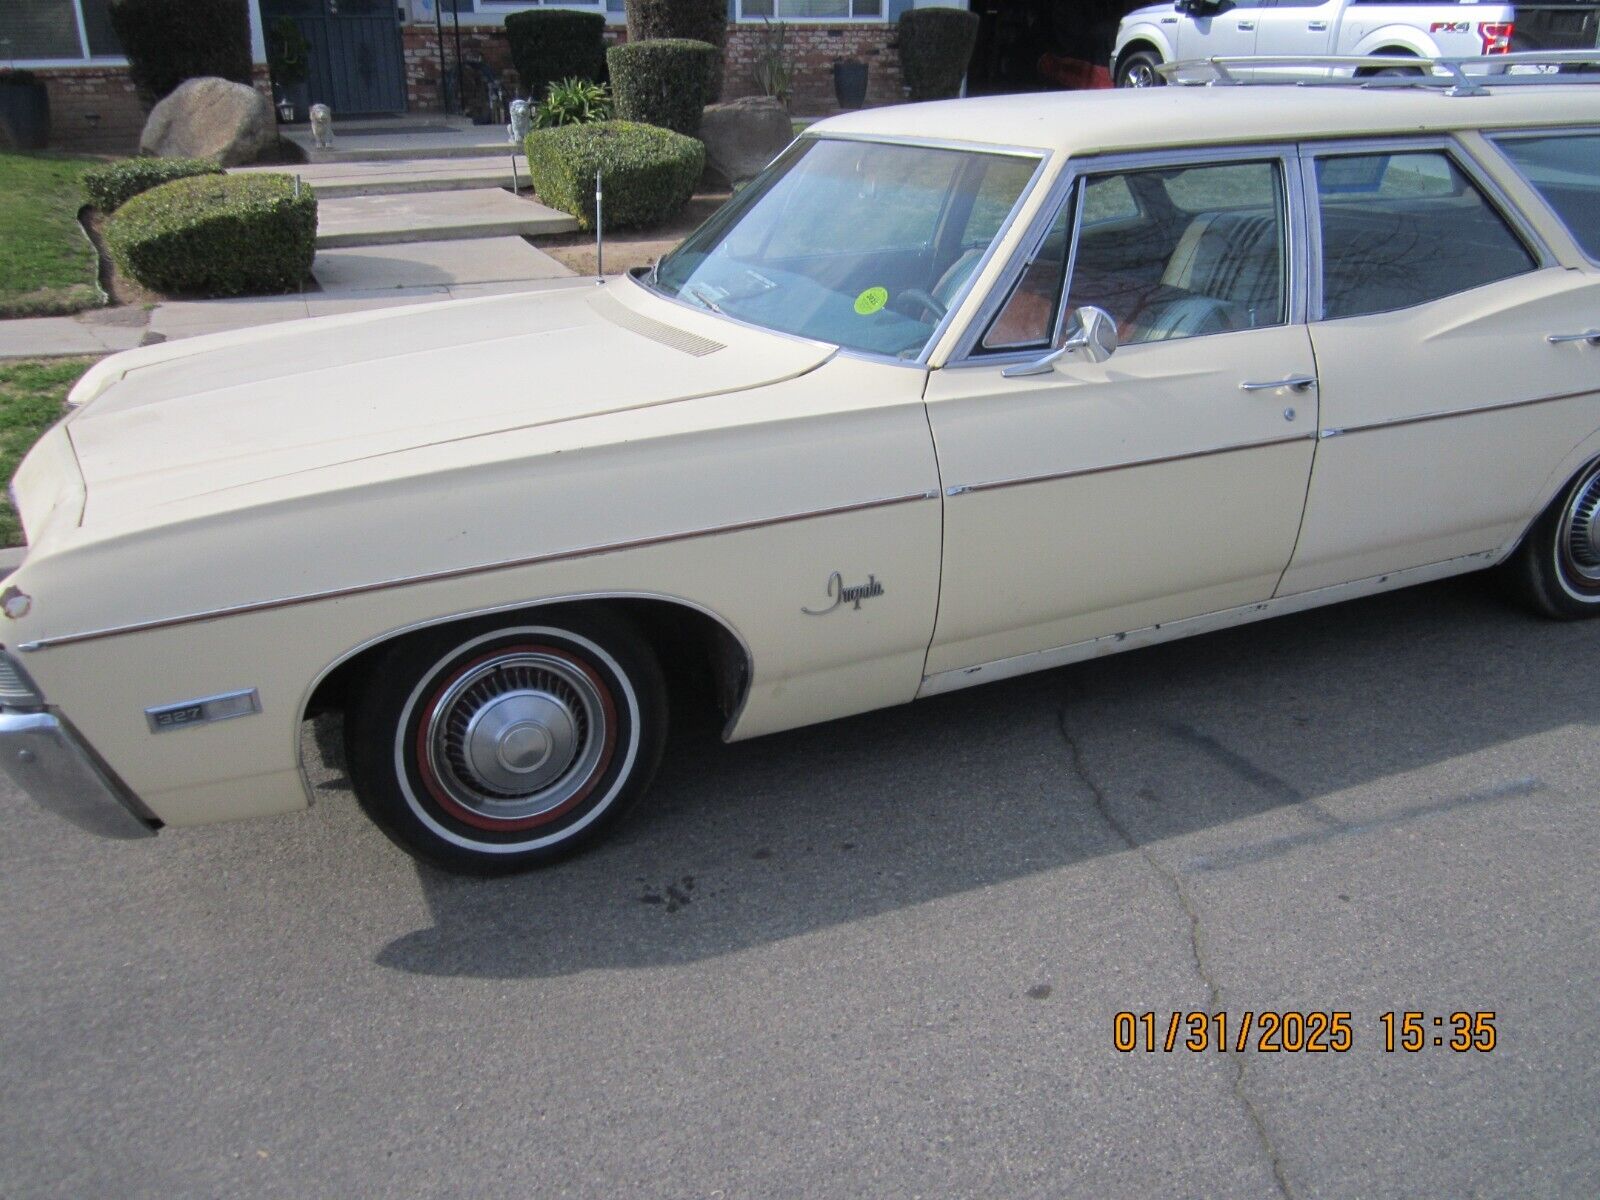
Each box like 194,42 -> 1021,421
1117,50 -> 1165,88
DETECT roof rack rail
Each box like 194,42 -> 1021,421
1157,51 -> 1600,96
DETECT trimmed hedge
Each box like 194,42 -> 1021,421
505,10 -> 607,104
524,121 -> 703,232
623,0 -> 727,101
897,8 -> 981,101
607,39 -> 717,137
83,156 -> 222,212
106,173 -> 316,296
108,0 -> 254,107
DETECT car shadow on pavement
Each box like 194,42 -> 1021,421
371,576 -> 1595,978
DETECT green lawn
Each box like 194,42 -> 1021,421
0,357 -> 95,547
0,153 -> 103,319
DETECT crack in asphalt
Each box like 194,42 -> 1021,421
1057,704 -> 1296,1200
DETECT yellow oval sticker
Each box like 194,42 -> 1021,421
854,286 -> 889,316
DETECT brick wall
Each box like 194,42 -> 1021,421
34,64 -> 274,155
402,24 -> 627,113
723,23 -> 903,114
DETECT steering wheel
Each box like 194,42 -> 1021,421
895,288 -> 946,322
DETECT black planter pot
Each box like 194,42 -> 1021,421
833,61 -> 869,110
0,79 -> 51,151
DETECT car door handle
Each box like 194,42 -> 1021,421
1240,375 -> 1318,392
1547,329 -> 1600,345
1308,20 -> 1328,30
1237,20 -> 1255,30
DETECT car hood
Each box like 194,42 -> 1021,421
63,281 -> 834,529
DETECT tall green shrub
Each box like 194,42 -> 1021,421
504,10 -> 607,103
108,0 -> 253,107
606,39 -> 716,138
524,121 -> 703,231
896,7 -> 981,101
623,0 -> 727,100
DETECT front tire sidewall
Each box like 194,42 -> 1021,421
350,617 -> 665,872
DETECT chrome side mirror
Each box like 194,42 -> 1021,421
1001,306 -> 1118,378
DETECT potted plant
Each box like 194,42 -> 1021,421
0,68 -> 51,150
267,17 -> 311,123
833,57 -> 869,110
752,20 -> 794,109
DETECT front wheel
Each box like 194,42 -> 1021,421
1116,50 -> 1166,89
1501,458 -> 1600,620
346,610 -> 667,874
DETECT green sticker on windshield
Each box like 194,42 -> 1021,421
854,286 -> 888,316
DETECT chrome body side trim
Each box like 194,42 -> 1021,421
917,549 -> 1504,698
946,432 -> 1317,497
20,490 -> 940,652
0,708 -> 158,838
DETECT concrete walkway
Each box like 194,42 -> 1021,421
315,189 -> 577,248
234,157 -> 527,199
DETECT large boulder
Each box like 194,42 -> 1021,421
698,96 -> 793,190
139,76 -> 274,166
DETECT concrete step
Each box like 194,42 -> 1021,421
235,157 -> 527,198
315,189 -> 578,249
284,126 -> 517,164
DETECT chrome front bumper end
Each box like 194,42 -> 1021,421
0,708 -> 158,839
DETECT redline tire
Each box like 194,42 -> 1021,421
346,610 -> 667,874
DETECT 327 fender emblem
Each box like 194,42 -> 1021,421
802,572 -> 884,616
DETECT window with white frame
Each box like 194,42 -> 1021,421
738,0 -> 885,19
1,0 -> 123,62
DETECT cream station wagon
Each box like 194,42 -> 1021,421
4,55 -> 1600,873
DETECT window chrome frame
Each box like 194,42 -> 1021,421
638,132 -> 1053,370
945,141 -> 1310,370
1296,132 -> 1559,323
1481,125 -> 1600,269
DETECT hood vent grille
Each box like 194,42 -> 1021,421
588,290 -> 725,357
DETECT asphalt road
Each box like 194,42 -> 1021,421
2,575 -> 1598,1199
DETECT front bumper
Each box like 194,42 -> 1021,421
0,709 -> 159,839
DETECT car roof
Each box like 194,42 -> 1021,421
808,84 -> 1600,158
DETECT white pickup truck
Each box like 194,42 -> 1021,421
1113,0 -> 1519,85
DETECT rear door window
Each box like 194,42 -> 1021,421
1313,150 -> 1538,321
1495,133 -> 1600,261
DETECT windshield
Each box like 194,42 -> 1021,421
650,138 -> 1042,360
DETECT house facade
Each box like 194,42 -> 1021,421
2,0 -> 1134,152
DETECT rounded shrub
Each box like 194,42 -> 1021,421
524,121 -> 704,232
505,11 -> 607,105
106,173 -> 316,296
606,39 -> 717,138
83,156 -> 223,212
108,0 -> 253,106
623,0 -> 728,101
897,8 -> 981,101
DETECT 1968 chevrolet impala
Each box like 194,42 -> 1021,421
4,57 -> 1600,873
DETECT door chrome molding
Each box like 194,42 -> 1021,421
16,490 -> 940,652
918,548 -> 1505,698
1317,383 -> 1597,439
943,431 -> 1316,498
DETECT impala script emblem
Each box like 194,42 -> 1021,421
802,572 -> 884,616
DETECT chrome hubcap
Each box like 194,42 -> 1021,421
1561,469 -> 1600,584
424,651 -> 608,822
1127,65 -> 1154,87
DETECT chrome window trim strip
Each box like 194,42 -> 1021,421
1298,132 -> 1557,322
946,141 -> 1309,368
17,490 -> 941,652
1482,126 -> 1600,269
944,431 -> 1317,498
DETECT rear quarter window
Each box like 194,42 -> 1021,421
1496,133 -> 1600,261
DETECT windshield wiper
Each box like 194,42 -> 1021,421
685,285 -> 724,315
